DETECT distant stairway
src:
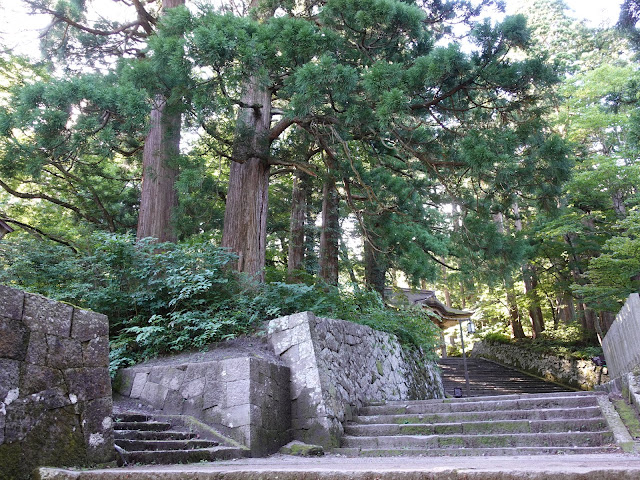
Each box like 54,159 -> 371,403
336,391 -> 621,456
113,412 -> 248,465
439,357 -> 569,397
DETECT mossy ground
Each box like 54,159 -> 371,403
612,393 -> 640,440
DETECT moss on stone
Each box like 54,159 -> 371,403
279,440 -> 324,456
400,425 -> 435,435
612,397 -> 640,439
376,360 -> 384,376
0,443 -> 23,480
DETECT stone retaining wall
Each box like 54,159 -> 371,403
0,285 -> 113,480
472,340 -> 608,390
602,293 -> 640,380
115,355 -> 290,456
267,311 -> 444,448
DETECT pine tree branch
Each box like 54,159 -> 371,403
0,216 -> 78,252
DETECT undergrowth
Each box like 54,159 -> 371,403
0,233 -> 441,375
478,324 -> 603,360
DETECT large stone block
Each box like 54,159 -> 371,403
182,377 -> 205,399
24,331 -> 48,365
129,371 -> 149,398
203,378 -> 223,410
47,335 -> 83,369
22,294 -> 73,337
113,369 -> 136,397
163,389 -> 185,414
0,359 -> 20,401
71,309 -> 108,342
221,357 -> 249,381
140,381 -> 168,409
82,337 -> 109,368
79,397 -> 115,464
0,317 -> 29,361
0,285 -> 24,321
63,368 -> 111,402
20,364 -> 65,396
158,366 -> 186,391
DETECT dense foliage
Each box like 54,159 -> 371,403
478,325 -> 604,361
0,233 -> 440,373
0,0 -> 639,365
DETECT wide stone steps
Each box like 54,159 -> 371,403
439,357 -> 568,397
344,417 -> 608,436
354,406 -> 604,424
113,412 -> 248,464
338,392 -> 621,457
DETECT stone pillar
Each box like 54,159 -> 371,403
0,285 -> 113,480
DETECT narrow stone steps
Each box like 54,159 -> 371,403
113,411 -> 248,465
115,429 -> 198,441
333,445 -> 622,457
115,438 -> 220,451
114,421 -> 172,431
353,406 -> 604,424
345,418 -> 608,436
341,431 -> 614,449
121,446 -> 248,465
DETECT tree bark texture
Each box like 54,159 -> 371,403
287,172 -> 308,281
319,175 -> 339,285
364,237 -> 386,297
136,0 -> 184,243
137,95 -> 181,242
512,203 -> 545,337
221,76 -> 272,281
507,285 -> 527,339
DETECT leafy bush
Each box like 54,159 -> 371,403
478,321 -> 603,360
480,332 -> 512,344
0,233 -> 441,375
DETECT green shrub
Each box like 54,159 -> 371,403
0,233 -> 441,375
481,332 -> 512,344
476,322 -> 603,360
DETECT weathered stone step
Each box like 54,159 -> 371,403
113,421 -> 172,431
114,429 -> 197,441
333,445 -> 622,457
115,438 -> 219,451
382,390 -> 597,404
341,430 -> 614,449
113,413 -> 151,423
121,446 -> 248,464
353,406 -> 604,424
344,418 -> 608,436
438,357 -> 572,397
359,395 -> 599,416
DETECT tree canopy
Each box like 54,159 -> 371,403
0,0 -> 638,360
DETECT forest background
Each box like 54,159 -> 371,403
0,0 -> 639,372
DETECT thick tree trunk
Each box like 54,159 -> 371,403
556,293 -> 576,325
287,172 -> 307,281
136,94 -> 181,243
318,175 -> 339,285
523,266 -> 545,337
507,286 -> 527,339
221,76 -> 272,281
364,237 -> 386,297
512,203 -> 544,337
136,0 -> 184,243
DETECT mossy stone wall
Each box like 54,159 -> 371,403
0,285 -> 113,480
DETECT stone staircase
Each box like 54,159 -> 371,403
439,357 -> 569,397
113,412 -> 248,465
336,391 -> 622,456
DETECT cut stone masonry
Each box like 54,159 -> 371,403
0,285 -> 113,480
